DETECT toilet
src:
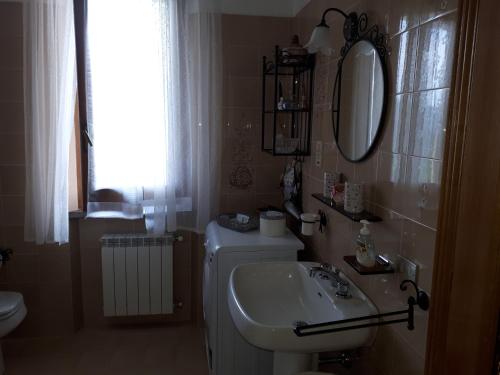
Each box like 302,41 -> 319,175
0,292 -> 27,374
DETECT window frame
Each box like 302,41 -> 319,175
73,0 -> 90,211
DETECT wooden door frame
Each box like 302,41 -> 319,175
426,0 -> 500,373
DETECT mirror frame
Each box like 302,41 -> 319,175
331,13 -> 388,163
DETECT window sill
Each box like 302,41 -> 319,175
69,210 -> 144,220
69,210 -> 87,219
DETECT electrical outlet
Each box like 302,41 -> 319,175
397,255 -> 418,283
315,141 -> 322,167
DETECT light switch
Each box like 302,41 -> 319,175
397,255 -> 418,283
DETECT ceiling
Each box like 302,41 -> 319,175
217,0 -> 311,17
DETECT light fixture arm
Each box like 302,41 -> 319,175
318,8 -> 349,27
305,7 -> 360,54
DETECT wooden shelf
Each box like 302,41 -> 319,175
311,193 -> 382,222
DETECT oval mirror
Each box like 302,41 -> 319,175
332,39 -> 386,162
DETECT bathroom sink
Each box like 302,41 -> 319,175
228,261 -> 378,354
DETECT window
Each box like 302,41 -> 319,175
87,0 -> 169,192
73,0 -> 222,233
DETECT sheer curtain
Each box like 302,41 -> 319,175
23,0 -> 77,244
85,0 -> 221,234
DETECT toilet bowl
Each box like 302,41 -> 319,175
0,292 -> 27,374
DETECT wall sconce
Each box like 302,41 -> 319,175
304,8 -> 360,55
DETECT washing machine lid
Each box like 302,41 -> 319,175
0,292 -> 23,319
205,220 -> 304,254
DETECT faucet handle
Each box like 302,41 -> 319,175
320,262 -> 331,271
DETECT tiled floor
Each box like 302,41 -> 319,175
2,324 -> 209,375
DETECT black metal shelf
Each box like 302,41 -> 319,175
264,109 -> 310,114
311,193 -> 382,222
261,45 -> 315,157
262,148 -> 307,156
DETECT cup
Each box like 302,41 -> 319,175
300,213 -> 319,236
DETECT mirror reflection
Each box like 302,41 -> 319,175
333,40 -> 385,161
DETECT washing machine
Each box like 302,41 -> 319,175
203,220 -> 304,375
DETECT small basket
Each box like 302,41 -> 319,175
217,213 -> 259,232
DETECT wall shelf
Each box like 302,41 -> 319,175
261,46 -> 315,156
311,193 -> 382,222
343,255 -> 394,275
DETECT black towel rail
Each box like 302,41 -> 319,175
293,280 -> 429,337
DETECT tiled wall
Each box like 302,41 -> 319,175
0,1 -> 82,337
220,15 -> 294,213
294,0 -> 457,374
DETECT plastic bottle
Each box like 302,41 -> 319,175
355,220 -> 376,267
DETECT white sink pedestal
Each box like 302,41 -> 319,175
273,352 -> 318,375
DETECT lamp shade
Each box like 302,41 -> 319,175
304,25 -> 333,55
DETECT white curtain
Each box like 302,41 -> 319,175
86,0 -> 222,234
23,0 -> 77,244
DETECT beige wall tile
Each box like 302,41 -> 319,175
401,219 -> 436,292
224,76 -> 261,107
4,253 -> 39,284
1,195 -> 24,226
420,0 -> 458,23
388,29 -> 419,95
38,251 -> 72,284
221,15 -> 262,46
402,156 -> 442,228
0,69 -> 23,102
390,329 -> 425,375
0,165 -> 25,194
0,2 -> 23,37
380,94 -> 412,154
1,225 -> 36,254
408,88 -> 449,159
255,163 -> 283,194
224,45 -> 261,77
354,151 -> 379,203
388,0 -> 422,36
223,108 -> 260,142
374,152 -> 407,212
414,13 -> 457,90
0,133 -> 25,164
0,36 -> 23,70
0,102 -> 24,134
259,17 -> 293,49
220,192 -> 257,214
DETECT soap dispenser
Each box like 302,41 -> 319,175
355,220 -> 376,267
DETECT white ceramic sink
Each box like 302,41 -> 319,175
228,261 -> 378,373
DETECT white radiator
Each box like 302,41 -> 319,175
101,234 -> 173,317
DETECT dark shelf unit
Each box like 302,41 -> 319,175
311,193 -> 382,222
261,46 -> 315,156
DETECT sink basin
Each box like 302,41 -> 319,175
228,261 -> 378,356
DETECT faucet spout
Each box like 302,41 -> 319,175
310,263 -> 351,299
